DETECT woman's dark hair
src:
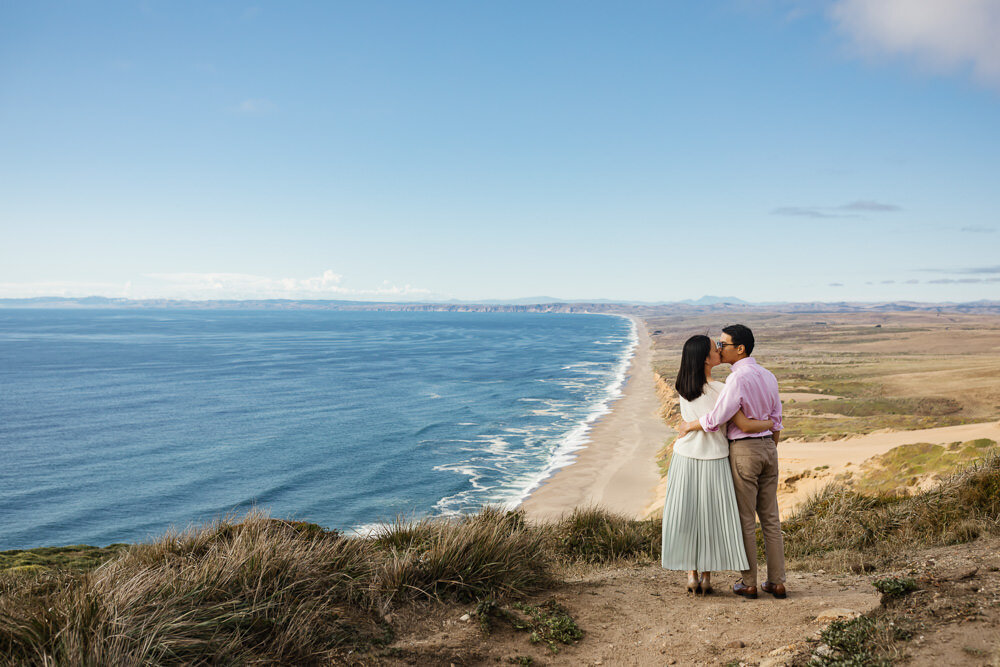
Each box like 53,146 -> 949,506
675,335 -> 711,401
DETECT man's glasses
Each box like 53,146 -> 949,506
716,341 -> 737,349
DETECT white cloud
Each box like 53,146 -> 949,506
143,269 -> 431,300
0,270 -> 432,301
830,0 -> 1000,89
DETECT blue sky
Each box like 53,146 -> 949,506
2,0 -> 998,303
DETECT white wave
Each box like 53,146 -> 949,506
506,314 -> 638,508
408,314 -> 641,520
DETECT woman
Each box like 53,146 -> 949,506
661,334 -> 773,594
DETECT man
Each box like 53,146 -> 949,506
676,324 -> 786,600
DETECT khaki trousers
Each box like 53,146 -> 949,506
729,437 -> 786,586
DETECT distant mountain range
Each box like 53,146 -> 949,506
2,295 -> 999,315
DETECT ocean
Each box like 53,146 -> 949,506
0,309 -> 635,550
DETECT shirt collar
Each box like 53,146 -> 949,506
732,357 -> 757,370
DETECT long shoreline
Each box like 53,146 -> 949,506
519,316 -> 672,521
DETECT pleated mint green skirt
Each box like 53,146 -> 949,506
661,452 -> 749,571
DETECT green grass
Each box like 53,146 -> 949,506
853,439 -> 998,495
474,597 -> 582,654
0,544 -> 128,572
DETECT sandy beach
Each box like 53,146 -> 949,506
520,316 -> 672,521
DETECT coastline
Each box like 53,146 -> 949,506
519,316 -> 672,521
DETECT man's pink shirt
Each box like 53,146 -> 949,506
698,357 -> 783,440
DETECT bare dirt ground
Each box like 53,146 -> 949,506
357,536 -> 1000,665
367,564 -> 880,666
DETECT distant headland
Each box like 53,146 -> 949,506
3,295 -> 1000,315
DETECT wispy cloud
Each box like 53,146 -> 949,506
236,98 -> 276,114
919,264 -> 1000,277
927,277 -> 1000,284
830,0 -> 1000,90
956,265 -> 1000,274
772,206 -> 851,219
828,282 -> 844,287
771,199 -> 900,218
841,200 -> 901,212
961,225 -> 996,233
0,270 -> 434,301
144,269 -> 432,299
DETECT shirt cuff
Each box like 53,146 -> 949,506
699,415 -> 719,432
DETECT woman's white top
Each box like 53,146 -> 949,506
673,381 -> 730,460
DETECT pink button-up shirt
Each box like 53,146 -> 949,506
699,357 -> 783,440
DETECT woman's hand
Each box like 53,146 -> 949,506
676,419 -> 703,437
732,409 -> 774,434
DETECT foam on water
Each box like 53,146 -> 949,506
0,309 -> 635,549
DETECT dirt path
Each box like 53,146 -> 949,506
378,565 -> 880,665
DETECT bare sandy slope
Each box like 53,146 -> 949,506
776,421 -> 1000,514
521,317 -> 673,521
378,564 -> 881,666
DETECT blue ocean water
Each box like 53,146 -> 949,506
0,309 -> 634,550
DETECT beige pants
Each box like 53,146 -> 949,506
729,437 -> 786,586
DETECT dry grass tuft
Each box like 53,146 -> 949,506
783,453 -> 1000,570
0,510 -> 382,665
550,506 -> 661,563
371,507 -> 550,607
0,507 -> 554,665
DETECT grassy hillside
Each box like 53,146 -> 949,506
2,454 -> 998,664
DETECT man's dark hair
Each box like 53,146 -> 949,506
722,324 -> 754,356
675,335 -> 710,401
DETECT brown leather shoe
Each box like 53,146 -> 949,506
733,581 -> 757,599
761,581 -> 787,599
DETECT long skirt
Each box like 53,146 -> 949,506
660,452 -> 749,572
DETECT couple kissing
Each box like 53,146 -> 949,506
661,324 -> 786,600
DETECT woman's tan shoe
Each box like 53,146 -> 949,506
699,573 -> 713,595
686,572 -> 701,594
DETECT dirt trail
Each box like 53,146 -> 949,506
377,565 -> 880,665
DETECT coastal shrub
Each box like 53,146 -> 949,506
872,577 -> 917,603
811,615 -> 894,666
553,506 -> 661,563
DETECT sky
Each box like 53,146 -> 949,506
1,0 -> 999,303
